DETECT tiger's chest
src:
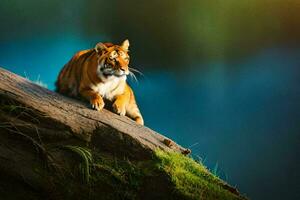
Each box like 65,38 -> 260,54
90,76 -> 126,100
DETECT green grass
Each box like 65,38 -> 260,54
60,145 -> 93,183
154,149 -> 244,200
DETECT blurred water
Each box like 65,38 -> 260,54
0,35 -> 299,200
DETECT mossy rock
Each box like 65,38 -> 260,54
44,146 -> 247,200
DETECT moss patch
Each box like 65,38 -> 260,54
154,149 -> 245,200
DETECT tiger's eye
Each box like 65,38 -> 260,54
110,51 -> 118,59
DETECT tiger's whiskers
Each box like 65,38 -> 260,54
129,67 -> 144,77
129,71 -> 138,83
128,66 -> 144,84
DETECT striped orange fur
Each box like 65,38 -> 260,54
56,40 -> 144,125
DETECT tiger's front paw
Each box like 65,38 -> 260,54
113,100 -> 126,116
90,96 -> 104,111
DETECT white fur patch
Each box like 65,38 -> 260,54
91,66 -> 126,100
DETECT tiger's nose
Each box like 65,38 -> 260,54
119,65 -> 128,72
116,58 -> 127,72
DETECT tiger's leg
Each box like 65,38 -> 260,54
79,88 -> 104,111
113,92 -> 130,116
126,100 -> 144,125
125,87 -> 144,125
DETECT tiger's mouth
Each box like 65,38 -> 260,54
101,63 -> 127,77
103,71 -> 126,77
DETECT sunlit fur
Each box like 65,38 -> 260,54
56,40 -> 144,125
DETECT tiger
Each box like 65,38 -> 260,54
56,39 -> 144,125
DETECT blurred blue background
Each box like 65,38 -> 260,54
1,1 -> 300,199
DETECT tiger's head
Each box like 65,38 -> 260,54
95,40 -> 130,80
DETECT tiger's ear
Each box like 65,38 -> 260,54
121,39 -> 130,51
95,42 -> 107,53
